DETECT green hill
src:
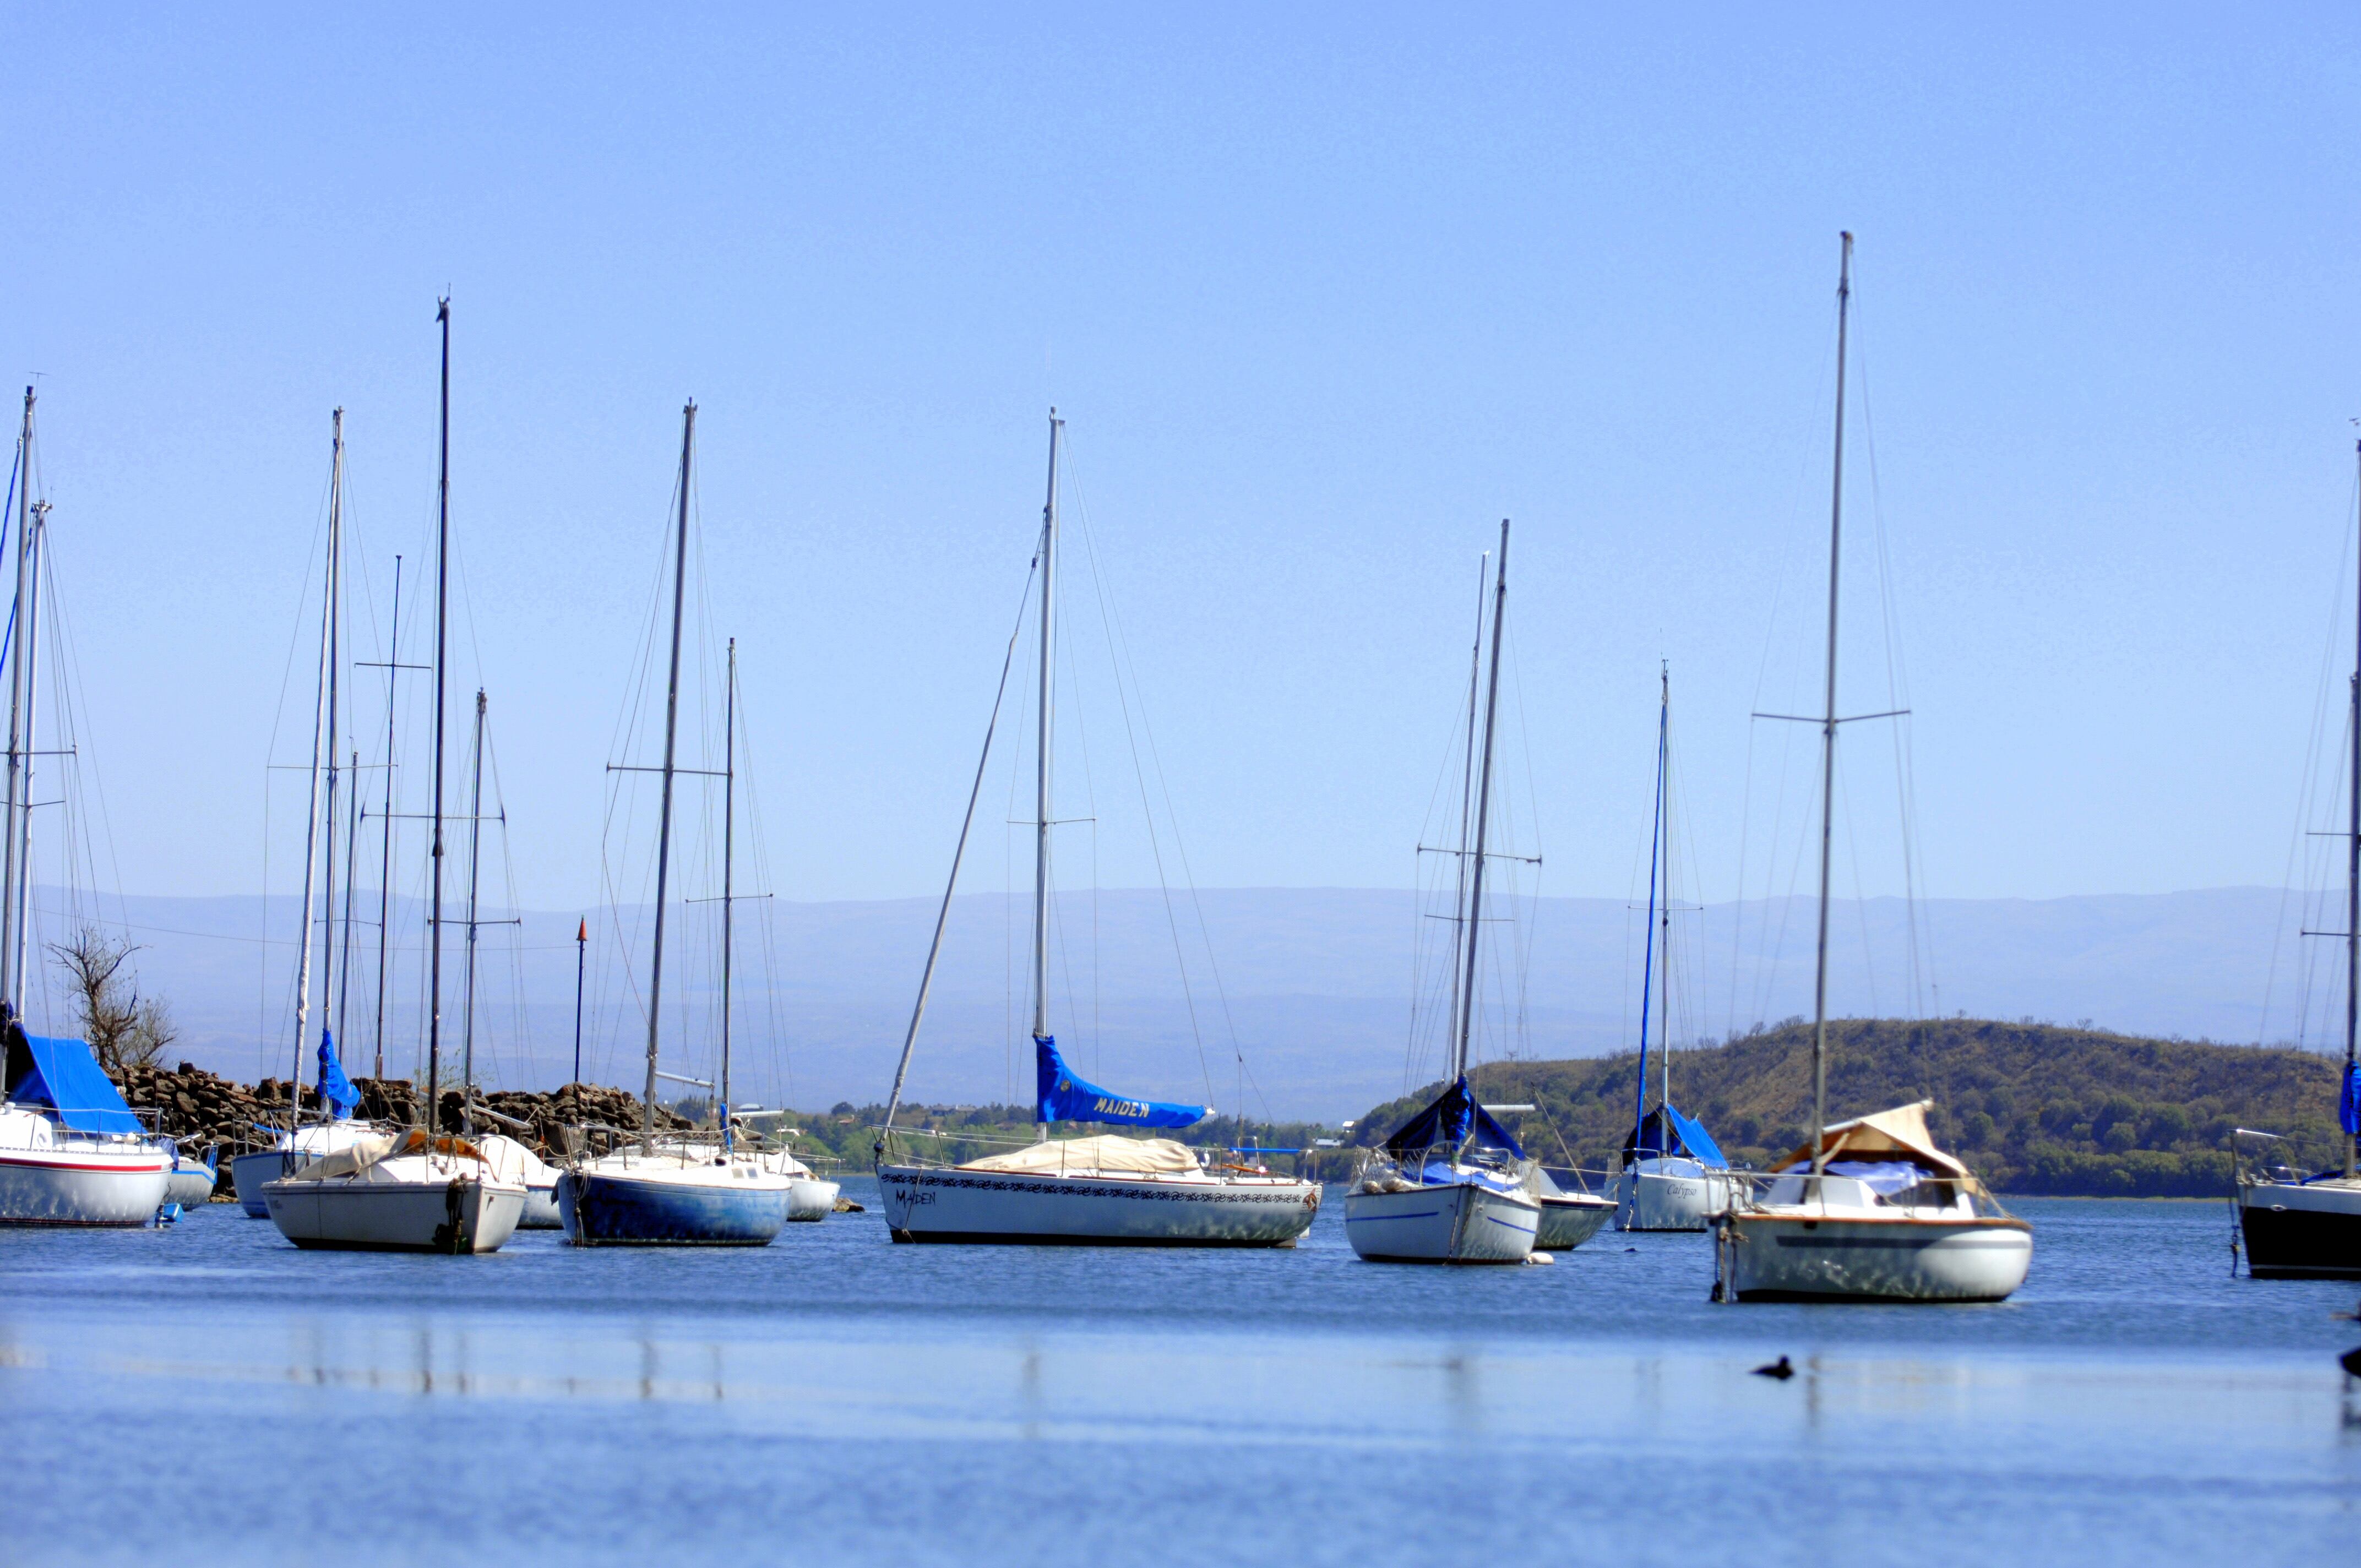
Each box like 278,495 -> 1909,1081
1349,1018 -> 2351,1198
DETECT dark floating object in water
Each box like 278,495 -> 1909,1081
1624,1246 -> 1638,1253
834,1196 -> 864,1213
2339,1345 -> 2361,1380
1753,1355 -> 1796,1381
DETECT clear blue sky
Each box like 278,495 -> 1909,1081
9,4 -> 2361,912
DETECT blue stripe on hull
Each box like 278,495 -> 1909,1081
556,1171 -> 786,1246
232,1151 -> 306,1218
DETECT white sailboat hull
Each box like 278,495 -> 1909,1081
263,1168 -> 526,1254
1724,1211 -> 2032,1302
786,1177 -> 840,1221
1345,1180 -> 1539,1263
878,1163 -> 1318,1246
514,1178 -> 562,1229
163,1157 -> 217,1209
1534,1193 -> 1615,1250
0,1144 -> 171,1226
1616,1159 -> 1737,1232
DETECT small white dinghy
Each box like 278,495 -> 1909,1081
760,1147 -> 839,1222
1718,1102 -> 2032,1303
262,1129 -> 526,1254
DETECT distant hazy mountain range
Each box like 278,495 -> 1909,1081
9,885 -> 2320,1121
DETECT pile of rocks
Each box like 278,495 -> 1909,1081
114,1062 -> 275,1156
475,1082 -> 692,1157
108,1065 -> 691,1169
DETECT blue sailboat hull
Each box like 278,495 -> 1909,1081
556,1168 -> 787,1246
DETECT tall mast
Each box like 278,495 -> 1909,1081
336,748 -> 360,1069
1455,520 -> 1511,1080
1661,669 -> 1673,1109
460,688 -> 486,1135
642,400 -> 696,1153
286,411 -> 340,1128
426,299 -> 451,1137
372,556 -> 404,1081
1633,662 -> 1668,1152
1810,233 -> 1853,1181
720,638 -> 737,1152
315,409 -> 345,1108
9,503 -> 44,1004
572,918 -> 587,1088
1446,553 -> 1488,1049
2347,438 -> 2359,1180
0,386 -> 34,1009
1030,411 -> 1062,1130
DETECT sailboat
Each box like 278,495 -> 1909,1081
1615,666 -> 1736,1233
233,407 -> 379,1215
1346,521 -> 1543,1265
0,388 -> 173,1226
262,303 -> 526,1254
874,412 -> 1319,1247
556,404 -> 793,1247
2235,441 -> 2361,1278
1716,236 -> 2032,1303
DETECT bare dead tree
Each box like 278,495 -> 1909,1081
46,924 -> 171,1075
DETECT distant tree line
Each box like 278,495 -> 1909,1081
677,1019 -> 2343,1197
1346,1017 -> 2346,1198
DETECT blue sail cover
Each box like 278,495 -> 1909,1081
2342,1063 -> 2360,1138
5,1033 -> 143,1135
1623,1103 -> 1728,1167
316,1027 -> 360,1119
1035,1037 -> 1208,1129
1383,1075 -> 1526,1162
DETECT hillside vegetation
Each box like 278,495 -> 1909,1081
1349,1019 -> 2349,1197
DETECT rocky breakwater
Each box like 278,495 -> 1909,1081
112,1063 -> 271,1195
106,1065 -> 694,1195
470,1083 -> 692,1157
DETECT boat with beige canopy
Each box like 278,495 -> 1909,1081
1717,1101 -> 2030,1302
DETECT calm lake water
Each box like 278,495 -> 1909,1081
2,1186 -> 2353,1564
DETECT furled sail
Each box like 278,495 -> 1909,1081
316,1027 -> 361,1119
1035,1037 -> 1207,1129
1382,1074 -> 1526,1162
1623,1103 -> 1728,1167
